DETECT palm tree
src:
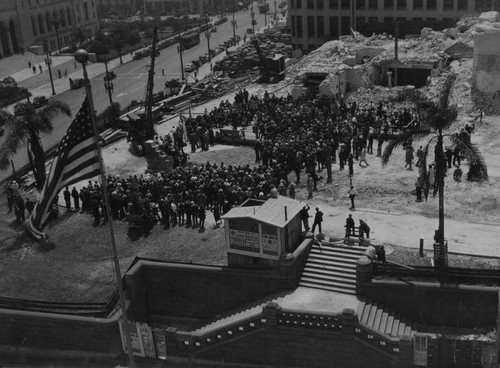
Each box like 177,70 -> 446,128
0,100 -> 71,189
381,73 -> 488,267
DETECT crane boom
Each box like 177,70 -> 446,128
144,26 -> 159,140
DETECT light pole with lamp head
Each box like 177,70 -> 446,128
74,49 -> 136,368
103,58 -> 114,106
204,1 -> 212,70
274,0 -> 277,20
52,18 -> 62,54
231,0 -> 237,44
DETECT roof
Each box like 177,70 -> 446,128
222,195 -> 304,228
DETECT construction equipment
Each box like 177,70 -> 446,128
128,26 -> 159,155
251,39 -> 285,83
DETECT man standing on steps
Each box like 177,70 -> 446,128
300,205 -> 310,232
345,214 -> 355,238
311,207 -> 323,234
348,185 -> 358,210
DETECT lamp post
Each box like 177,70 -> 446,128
274,0 -> 277,20
264,4 -> 267,27
250,7 -> 255,34
74,49 -> 136,368
43,40 -> 56,96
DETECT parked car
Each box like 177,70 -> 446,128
104,71 -> 116,81
32,96 -> 48,108
184,63 -> 197,73
69,78 -> 84,89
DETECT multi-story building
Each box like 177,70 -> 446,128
289,0 -> 498,51
0,0 -> 99,57
141,0 -> 226,15
96,0 -> 140,17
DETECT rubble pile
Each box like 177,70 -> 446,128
274,11 -> 500,115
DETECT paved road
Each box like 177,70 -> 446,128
0,5 -> 273,183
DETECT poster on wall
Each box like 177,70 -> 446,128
262,224 -> 279,255
118,319 -> 145,357
229,220 -> 260,253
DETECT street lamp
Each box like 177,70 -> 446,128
274,0 -> 277,20
43,40 -> 56,96
204,0 -> 212,70
264,3 -> 267,27
74,48 -> 136,368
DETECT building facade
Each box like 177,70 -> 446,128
289,0 -> 496,51
96,0 -> 140,17
0,0 -> 99,57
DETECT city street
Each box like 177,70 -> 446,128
0,5 -> 274,183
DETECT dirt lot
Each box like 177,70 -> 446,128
0,82 -> 499,303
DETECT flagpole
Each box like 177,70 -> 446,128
74,49 -> 136,368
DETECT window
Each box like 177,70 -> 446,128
307,0 -> 314,8
457,0 -> 467,8
384,0 -> 393,9
427,0 -> 436,9
357,0 -> 365,9
368,0 -> 378,8
67,8 -> 72,25
444,0 -> 454,8
84,3 -> 89,21
341,16 -> 350,34
297,16 -> 303,37
397,0 -> 406,9
297,0 -> 302,8
383,16 -> 393,22
413,17 -> 423,20
318,16 -> 324,37
413,0 -> 423,9
426,17 -> 436,20
341,0 -> 350,9
356,16 -> 365,26
329,0 -> 338,8
307,16 -> 315,37
31,16 -> 37,36
317,0 -> 324,8
291,0 -> 295,8
292,15 -> 296,36
368,16 -> 378,22
330,16 -> 338,37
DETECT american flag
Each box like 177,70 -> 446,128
27,98 -> 101,240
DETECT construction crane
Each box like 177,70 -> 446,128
144,26 -> 159,140
251,38 -> 285,83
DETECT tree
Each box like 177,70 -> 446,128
0,100 -> 71,189
70,27 -> 88,48
381,73 -> 488,266
109,24 -> 141,64
88,39 -> 109,56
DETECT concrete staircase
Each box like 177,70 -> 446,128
299,243 -> 365,295
356,300 -> 416,338
190,291 -> 287,335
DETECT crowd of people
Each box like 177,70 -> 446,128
5,90 -> 475,240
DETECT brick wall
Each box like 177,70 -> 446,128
0,308 -> 122,357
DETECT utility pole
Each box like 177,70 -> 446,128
43,40 -> 56,96
177,29 -> 185,81
264,4 -> 267,27
274,0 -> 277,20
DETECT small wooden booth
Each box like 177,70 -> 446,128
221,194 -> 303,267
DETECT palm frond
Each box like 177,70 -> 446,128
438,73 -> 457,110
0,109 -> 16,126
39,99 -> 71,121
448,133 -> 488,181
381,128 -> 433,166
0,121 -> 28,170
